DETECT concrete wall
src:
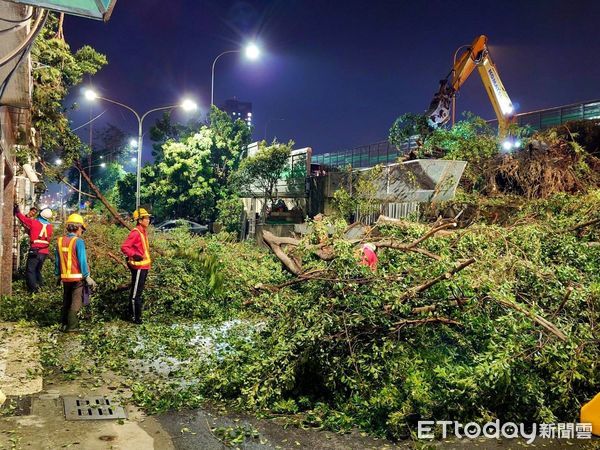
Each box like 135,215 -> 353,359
0,2 -> 34,296
0,108 -> 16,296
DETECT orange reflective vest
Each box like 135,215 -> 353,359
58,236 -> 82,281
128,228 -> 151,268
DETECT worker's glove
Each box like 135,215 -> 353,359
85,276 -> 98,290
13,204 -> 20,215
132,254 -> 144,262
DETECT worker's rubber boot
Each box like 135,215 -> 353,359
581,392 -> 600,436
66,310 -> 80,332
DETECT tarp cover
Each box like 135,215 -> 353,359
7,0 -> 117,21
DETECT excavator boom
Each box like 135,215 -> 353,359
426,35 -> 514,136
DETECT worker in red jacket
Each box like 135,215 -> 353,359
121,208 -> 152,324
14,204 -> 54,293
360,243 -> 378,272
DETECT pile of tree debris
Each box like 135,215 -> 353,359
489,132 -> 600,198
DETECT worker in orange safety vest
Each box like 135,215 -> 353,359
121,208 -> 152,324
14,204 -> 54,293
55,213 -> 97,332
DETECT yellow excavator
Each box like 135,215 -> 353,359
426,35 -> 515,139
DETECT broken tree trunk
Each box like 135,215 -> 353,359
262,230 -> 302,275
262,219 -> 457,272
76,162 -> 131,230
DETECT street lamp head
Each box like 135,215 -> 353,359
55,158 -> 62,166
180,98 -> 198,112
100,162 -> 106,168
244,43 -> 260,60
129,138 -> 138,148
131,157 -> 137,162
84,89 -> 98,101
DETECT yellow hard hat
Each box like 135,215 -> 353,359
66,213 -> 87,230
133,208 -> 152,220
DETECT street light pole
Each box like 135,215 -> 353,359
84,91 -> 197,212
78,171 -> 82,212
210,43 -> 260,107
211,50 -> 240,107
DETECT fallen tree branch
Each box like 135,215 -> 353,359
262,218 -> 457,272
107,251 -> 128,270
262,230 -> 302,275
406,220 -> 457,249
377,242 -> 442,261
39,160 -> 96,198
550,286 -> 574,320
391,317 -> 462,331
387,258 -> 476,308
375,215 -> 412,228
411,300 -> 460,314
76,162 -> 131,229
486,296 -> 567,341
255,270 -> 413,293
568,217 -> 600,232
254,269 -> 329,292
373,221 -> 457,260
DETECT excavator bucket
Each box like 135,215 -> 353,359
426,79 -> 453,128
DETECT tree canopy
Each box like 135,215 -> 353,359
30,14 -> 107,178
231,140 -> 293,219
116,106 -> 252,222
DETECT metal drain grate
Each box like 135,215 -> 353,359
63,396 -> 127,421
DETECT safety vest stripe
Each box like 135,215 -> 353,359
129,228 -> 151,266
58,236 -> 82,281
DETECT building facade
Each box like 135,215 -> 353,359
219,97 -> 252,127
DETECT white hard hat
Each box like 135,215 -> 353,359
40,208 -> 53,220
363,243 -> 376,252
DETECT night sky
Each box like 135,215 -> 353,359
65,0 -> 600,159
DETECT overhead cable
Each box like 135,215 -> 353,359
0,9 -> 48,68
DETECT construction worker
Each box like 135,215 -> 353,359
360,243 -> 378,272
55,213 -> 97,332
121,208 -> 152,324
26,206 -> 38,219
14,205 -> 54,293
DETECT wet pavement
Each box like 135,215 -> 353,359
0,322 -> 597,449
157,404 -> 406,449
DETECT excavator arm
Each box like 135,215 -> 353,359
426,35 -> 515,137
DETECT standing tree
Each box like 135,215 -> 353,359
30,13 -> 107,177
231,140 -> 293,222
149,111 -> 201,162
137,106 -> 252,222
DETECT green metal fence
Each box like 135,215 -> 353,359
311,137 -> 418,172
489,99 -> 600,130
